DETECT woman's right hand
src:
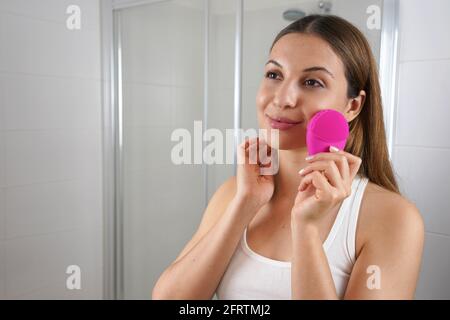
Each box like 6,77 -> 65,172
235,137 -> 276,211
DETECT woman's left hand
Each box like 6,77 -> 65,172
291,146 -> 362,227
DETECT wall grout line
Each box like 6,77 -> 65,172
426,231 -> 450,239
0,10 -> 100,32
1,178 -> 81,190
394,144 -> 450,151
0,127 -> 102,133
122,80 -> 205,89
399,57 -> 450,64
0,224 -> 95,243
0,70 -> 102,82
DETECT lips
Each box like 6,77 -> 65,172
266,114 -> 303,130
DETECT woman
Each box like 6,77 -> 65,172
152,15 -> 424,300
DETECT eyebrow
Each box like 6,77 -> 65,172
265,59 -> 335,79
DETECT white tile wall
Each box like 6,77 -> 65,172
0,133 -> 5,188
0,0 -> 103,299
4,129 -> 101,186
396,60 -> 450,148
393,146 -> 450,236
0,0 -> 100,30
1,74 -> 102,131
398,0 -> 450,62
4,179 -> 100,239
4,227 -> 102,299
0,241 -> 5,299
0,13 -> 101,80
0,79 -> 4,131
394,0 -> 450,299
0,188 -> 5,241
416,233 -> 450,299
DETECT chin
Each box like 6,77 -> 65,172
276,140 -> 306,150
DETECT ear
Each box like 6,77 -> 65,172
344,90 -> 366,122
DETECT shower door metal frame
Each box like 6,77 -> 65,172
101,0 -> 400,300
379,0 -> 400,159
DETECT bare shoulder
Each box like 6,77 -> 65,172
204,175 -> 237,222
356,181 -> 425,255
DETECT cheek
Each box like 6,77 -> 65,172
303,90 -> 347,119
300,95 -> 329,121
325,82 -> 349,108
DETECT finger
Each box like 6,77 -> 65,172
258,139 -> 272,166
335,149 -> 361,179
248,139 -> 258,164
237,139 -> 248,164
302,155 -> 348,180
306,148 -> 361,179
298,160 -> 345,190
247,137 -> 271,165
299,171 -> 333,200
238,138 -> 256,164
245,137 -> 270,165
298,170 -> 331,193
241,137 -> 275,167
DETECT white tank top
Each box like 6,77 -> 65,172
216,174 -> 369,299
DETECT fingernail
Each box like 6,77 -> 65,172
298,168 -> 304,175
329,146 -> 339,152
305,155 -> 314,161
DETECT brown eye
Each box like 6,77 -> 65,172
304,79 -> 324,88
265,71 -> 279,80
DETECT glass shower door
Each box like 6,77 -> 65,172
117,0 -> 208,299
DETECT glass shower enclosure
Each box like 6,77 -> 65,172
104,0 -> 398,299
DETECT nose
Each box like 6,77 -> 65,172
272,81 -> 298,109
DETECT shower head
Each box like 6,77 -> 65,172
282,9 -> 306,21
318,1 -> 332,14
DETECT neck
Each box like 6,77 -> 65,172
272,147 -> 309,202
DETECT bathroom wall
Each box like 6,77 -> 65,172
0,0 -> 104,299
394,0 -> 450,299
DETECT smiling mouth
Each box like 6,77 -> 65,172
265,114 -> 303,130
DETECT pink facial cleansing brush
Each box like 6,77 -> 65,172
306,109 -> 349,156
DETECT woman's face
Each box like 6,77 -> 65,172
256,33 -> 359,150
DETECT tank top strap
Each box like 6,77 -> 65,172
346,174 -> 369,264
322,174 -> 364,251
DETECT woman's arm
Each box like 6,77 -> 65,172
290,146 -> 423,299
291,220 -> 339,299
152,192 -> 260,300
291,147 -> 362,299
152,137 -> 275,299
344,199 -> 424,299
291,190 -> 424,300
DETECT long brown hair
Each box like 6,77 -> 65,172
271,14 -> 399,194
